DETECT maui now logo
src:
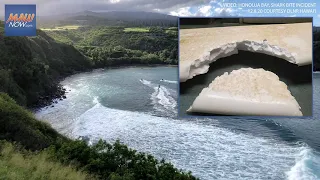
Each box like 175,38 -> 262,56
5,5 -> 37,36
6,13 -> 35,28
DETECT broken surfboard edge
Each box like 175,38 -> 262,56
179,22 -> 312,83
179,39 -> 311,83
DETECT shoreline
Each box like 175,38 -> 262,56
30,64 -> 177,112
104,64 -> 178,69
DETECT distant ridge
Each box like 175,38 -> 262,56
38,10 -> 177,27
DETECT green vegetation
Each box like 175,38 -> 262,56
0,93 -> 66,150
45,26 -> 178,67
53,139 -> 197,180
0,93 -> 198,180
165,27 -> 178,35
0,17 -> 195,179
0,20 -> 178,107
0,21 -> 92,107
0,141 -> 92,180
123,27 -> 149,32
41,25 -> 82,31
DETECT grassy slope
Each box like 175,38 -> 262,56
123,27 -> 149,32
0,141 -> 92,180
0,93 -> 66,150
0,93 -> 91,179
41,25 -> 82,31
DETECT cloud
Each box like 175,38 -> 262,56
169,0 -> 237,18
0,0 -> 213,15
0,0 -> 239,18
110,0 -> 120,3
214,7 -> 234,16
318,14 -> 320,18
169,7 -> 194,16
169,5 -> 215,17
197,5 -> 212,16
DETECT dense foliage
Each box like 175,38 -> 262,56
0,21 -> 92,106
0,20 -> 178,107
0,93 -> 198,180
0,93 -> 66,150
44,26 -> 178,67
52,140 -> 197,180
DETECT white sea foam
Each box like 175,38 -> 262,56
139,79 -> 153,87
140,79 -> 177,116
152,86 -> 176,115
92,96 -> 99,104
286,148 -> 320,180
69,102 -> 318,180
161,79 -> 178,84
35,71 -> 320,180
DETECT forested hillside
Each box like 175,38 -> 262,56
0,21 -> 92,107
43,26 -> 178,67
0,18 -> 178,107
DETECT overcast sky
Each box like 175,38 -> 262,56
1,0 -> 319,25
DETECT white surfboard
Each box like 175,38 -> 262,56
187,68 -> 303,116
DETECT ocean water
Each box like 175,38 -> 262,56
35,67 -> 320,180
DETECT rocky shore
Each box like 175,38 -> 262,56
31,83 -> 67,110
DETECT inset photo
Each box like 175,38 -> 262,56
179,17 -> 313,117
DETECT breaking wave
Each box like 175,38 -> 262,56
161,79 -> 178,84
286,148 -> 320,180
35,70 -> 320,180
140,79 -> 177,116
69,100 -> 319,180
